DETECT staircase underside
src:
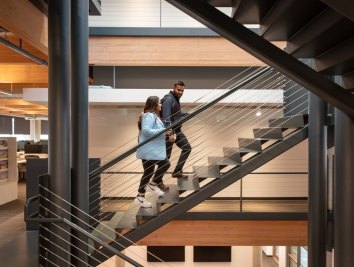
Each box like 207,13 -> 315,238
136,218 -> 307,246
167,0 -> 354,118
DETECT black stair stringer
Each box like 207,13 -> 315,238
165,0 -> 354,118
90,126 -> 308,265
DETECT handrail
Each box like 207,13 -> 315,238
24,196 -> 143,267
24,195 -> 39,221
89,66 -> 271,178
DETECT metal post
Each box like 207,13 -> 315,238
38,174 -> 50,266
71,0 -> 89,266
308,92 -> 327,267
48,0 -> 71,266
334,108 -> 354,266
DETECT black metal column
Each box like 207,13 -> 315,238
308,93 -> 327,267
48,0 -> 71,266
71,0 -> 89,266
334,108 -> 354,266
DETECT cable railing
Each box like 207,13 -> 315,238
32,65 -> 310,266
88,66 -> 267,174
90,66 -> 306,218
26,179 -> 174,267
86,66 -> 280,216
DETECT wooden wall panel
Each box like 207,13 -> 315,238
0,65 -> 48,83
138,220 -> 307,246
0,0 -> 48,54
89,36 -> 286,66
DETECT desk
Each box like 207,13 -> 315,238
17,153 -> 48,163
17,154 -> 48,180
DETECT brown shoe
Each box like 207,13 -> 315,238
172,171 -> 188,179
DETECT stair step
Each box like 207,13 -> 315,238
89,212 -> 126,253
115,205 -> 140,230
269,115 -> 307,128
193,165 -> 221,178
253,127 -> 283,140
136,195 -> 159,222
222,147 -> 243,159
117,210 -> 139,229
238,138 -> 262,152
177,176 -> 200,191
158,184 -> 180,204
223,147 -> 259,158
208,156 -> 241,166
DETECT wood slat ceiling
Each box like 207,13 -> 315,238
0,32 -> 47,117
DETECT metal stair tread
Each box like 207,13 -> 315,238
157,184 -> 180,204
238,138 -> 262,152
116,212 -> 138,229
136,193 -> 159,218
269,114 -> 307,128
224,146 -> 260,154
208,156 -> 241,166
89,214 -> 125,254
253,127 -> 283,140
193,165 -> 221,178
177,175 -> 200,191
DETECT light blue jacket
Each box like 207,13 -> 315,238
136,112 -> 167,160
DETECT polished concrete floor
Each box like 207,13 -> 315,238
0,181 -> 26,249
0,182 -> 306,266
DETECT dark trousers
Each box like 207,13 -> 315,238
166,131 -> 192,174
138,158 -> 170,194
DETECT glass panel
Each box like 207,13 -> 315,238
300,246 -> 308,267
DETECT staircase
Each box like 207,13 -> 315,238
89,113 -> 308,265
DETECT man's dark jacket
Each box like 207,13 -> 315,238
161,91 -> 185,132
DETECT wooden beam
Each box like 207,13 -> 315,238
0,65 -> 48,83
89,36 -> 285,67
0,0 -> 48,55
0,34 -> 48,64
137,220 -> 307,246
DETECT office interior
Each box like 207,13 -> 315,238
0,0 -> 353,266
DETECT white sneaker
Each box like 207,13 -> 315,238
146,183 -> 165,197
134,196 -> 152,208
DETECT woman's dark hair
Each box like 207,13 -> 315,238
138,96 -> 160,130
143,96 -> 159,113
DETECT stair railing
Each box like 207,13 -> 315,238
90,65 -> 309,222
88,66 -> 282,217
25,179 -> 168,267
89,66 -> 271,178
32,65 -> 311,266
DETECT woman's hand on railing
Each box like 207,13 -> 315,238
166,129 -> 176,143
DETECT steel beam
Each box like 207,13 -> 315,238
165,0 -> 354,118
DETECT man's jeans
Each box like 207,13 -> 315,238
166,131 -> 192,174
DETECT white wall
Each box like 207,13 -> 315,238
89,0 -> 232,28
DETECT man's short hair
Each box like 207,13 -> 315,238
174,80 -> 185,87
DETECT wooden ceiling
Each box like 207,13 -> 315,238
0,1 -> 48,117
0,31 -> 48,117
